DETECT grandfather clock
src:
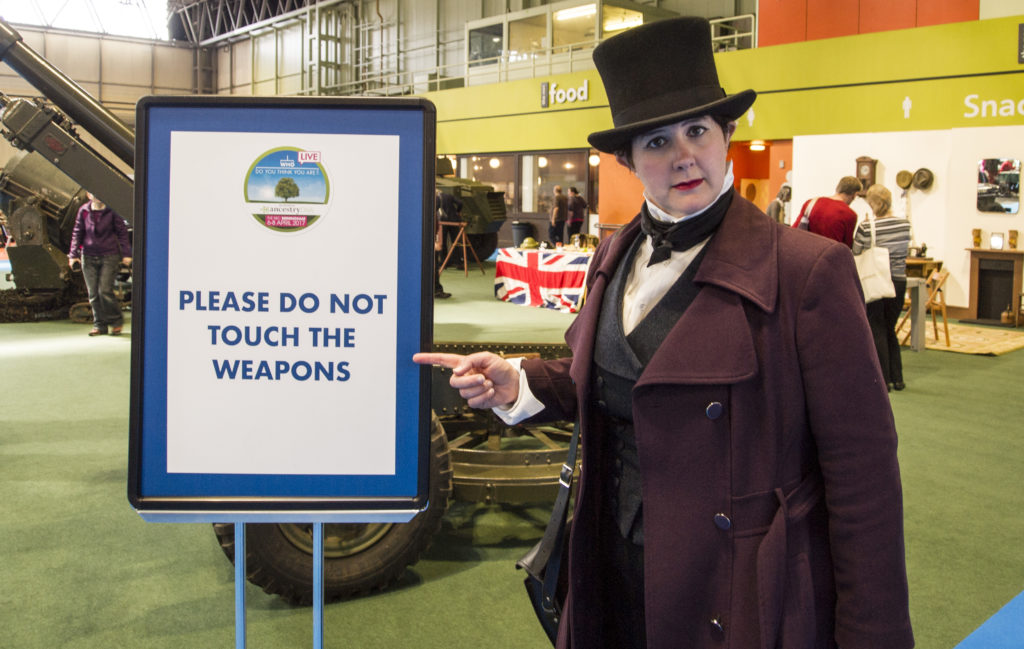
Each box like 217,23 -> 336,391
855,156 -> 877,196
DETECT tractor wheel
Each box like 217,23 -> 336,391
444,231 -> 498,265
68,301 -> 92,323
212,413 -> 453,605
468,232 -> 499,260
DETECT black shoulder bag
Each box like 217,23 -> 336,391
515,421 -> 580,645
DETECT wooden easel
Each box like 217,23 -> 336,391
438,221 -> 485,276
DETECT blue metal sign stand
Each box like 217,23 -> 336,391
235,522 -> 247,649
232,520 -> 327,646
232,522 -> 327,649
313,523 -> 325,649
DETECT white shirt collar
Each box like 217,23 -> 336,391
643,161 -> 735,224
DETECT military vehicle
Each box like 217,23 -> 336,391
0,18 -> 572,605
435,156 -> 507,262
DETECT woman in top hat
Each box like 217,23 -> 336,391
415,16 -> 913,649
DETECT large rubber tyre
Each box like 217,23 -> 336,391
444,231 -> 498,265
212,413 -> 453,605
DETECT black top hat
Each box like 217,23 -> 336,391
588,17 -> 756,154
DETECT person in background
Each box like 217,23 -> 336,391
549,184 -> 568,244
982,158 -> 1000,184
853,184 -> 913,391
765,182 -> 790,224
566,186 -> 588,240
415,17 -> 912,649
792,175 -> 861,247
68,192 -> 131,336
433,188 -> 462,299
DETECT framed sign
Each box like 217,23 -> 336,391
128,96 -> 435,522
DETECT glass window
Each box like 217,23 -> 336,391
468,23 -> 503,67
452,150 -> 592,220
521,151 -> 588,216
509,14 -> 547,62
553,3 -> 597,52
463,154 -> 517,214
602,5 -> 644,35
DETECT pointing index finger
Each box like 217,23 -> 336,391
412,352 -> 465,369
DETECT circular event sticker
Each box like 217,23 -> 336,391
244,147 -> 331,232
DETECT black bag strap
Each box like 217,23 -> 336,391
517,420 -> 581,607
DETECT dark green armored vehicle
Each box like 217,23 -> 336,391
435,156 -> 507,262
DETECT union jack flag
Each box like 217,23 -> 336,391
494,247 -> 591,313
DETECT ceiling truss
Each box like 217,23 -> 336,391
169,0 -> 330,43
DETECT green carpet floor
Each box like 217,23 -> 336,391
1,263 -> 1022,648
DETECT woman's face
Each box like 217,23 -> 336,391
618,116 -> 735,218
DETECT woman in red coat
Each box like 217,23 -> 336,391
415,16 -> 913,649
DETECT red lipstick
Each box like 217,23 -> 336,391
674,179 -> 703,191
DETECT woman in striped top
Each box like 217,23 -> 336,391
852,184 -> 913,391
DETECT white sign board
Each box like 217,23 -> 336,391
129,97 -> 435,521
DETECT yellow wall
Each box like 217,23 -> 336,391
423,15 -> 1024,153
426,72 -> 610,153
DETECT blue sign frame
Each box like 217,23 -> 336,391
128,96 -> 435,521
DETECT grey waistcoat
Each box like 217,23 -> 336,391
592,237 -> 707,545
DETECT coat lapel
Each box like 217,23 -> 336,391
639,197 -> 778,386
569,197 -> 778,388
694,195 -> 779,314
566,219 -> 643,390
638,286 -> 758,385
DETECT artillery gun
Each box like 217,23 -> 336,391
0,17 -> 573,605
0,17 -> 133,321
0,148 -> 88,320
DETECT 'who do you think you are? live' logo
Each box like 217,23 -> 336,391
244,147 -> 331,232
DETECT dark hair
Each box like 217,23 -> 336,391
569,186 -> 579,194
614,114 -> 734,169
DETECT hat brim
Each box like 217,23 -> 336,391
912,169 -> 934,190
588,89 -> 756,154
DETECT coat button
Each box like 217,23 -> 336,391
709,617 -> 725,638
713,513 -> 731,530
705,401 -> 724,420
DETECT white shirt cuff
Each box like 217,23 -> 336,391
492,357 -> 546,425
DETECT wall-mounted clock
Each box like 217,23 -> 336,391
856,156 -> 877,196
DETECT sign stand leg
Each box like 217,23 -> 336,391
235,522 -> 247,649
313,522 -> 325,649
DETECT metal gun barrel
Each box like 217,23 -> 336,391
0,17 -> 135,167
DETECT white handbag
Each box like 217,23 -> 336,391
854,217 -> 896,303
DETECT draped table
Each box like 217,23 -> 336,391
494,247 -> 593,313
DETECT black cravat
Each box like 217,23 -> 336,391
639,189 -> 733,266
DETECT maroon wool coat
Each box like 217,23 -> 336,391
521,196 -> 914,649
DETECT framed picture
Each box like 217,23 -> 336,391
990,232 -> 1005,250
